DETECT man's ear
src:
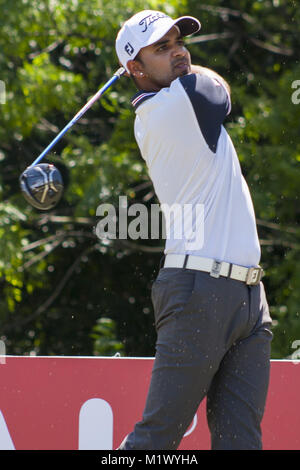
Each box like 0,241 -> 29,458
127,59 -> 144,79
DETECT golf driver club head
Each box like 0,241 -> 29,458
20,163 -> 64,210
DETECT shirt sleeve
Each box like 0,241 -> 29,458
179,73 -> 231,153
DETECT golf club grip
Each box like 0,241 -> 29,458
30,67 -> 125,167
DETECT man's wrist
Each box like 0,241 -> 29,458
190,64 -> 231,96
190,65 -> 209,75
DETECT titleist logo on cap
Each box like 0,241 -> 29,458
139,12 -> 168,32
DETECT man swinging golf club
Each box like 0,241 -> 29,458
115,10 -> 273,450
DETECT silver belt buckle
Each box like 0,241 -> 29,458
246,267 -> 263,285
210,260 -> 222,278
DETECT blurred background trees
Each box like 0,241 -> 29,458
0,0 -> 299,358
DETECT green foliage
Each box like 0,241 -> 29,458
0,0 -> 299,359
0,203 -> 28,313
91,317 -> 125,356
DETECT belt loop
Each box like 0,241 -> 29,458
183,254 -> 189,269
227,263 -> 233,279
159,254 -> 165,270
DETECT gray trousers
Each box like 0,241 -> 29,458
119,267 -> 273,450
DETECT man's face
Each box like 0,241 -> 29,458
128,26 -> 192,91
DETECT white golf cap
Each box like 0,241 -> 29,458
115,10 -> 201,73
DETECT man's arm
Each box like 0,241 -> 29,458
190,64 -> 231,97
179,67 -> 231,152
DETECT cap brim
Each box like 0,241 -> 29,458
174,16 -> 201,36
143,16 -> 201,51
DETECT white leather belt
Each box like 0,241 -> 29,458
163,254 -> 263,286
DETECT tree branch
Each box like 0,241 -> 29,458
198,5 -> 256,24
260,239 -> 299,250
249,37 -> 293,56
19,239 -> 63,271
186,32 -> 234,44
257,219 -> 298,234
197,4 -> 294,56
28,39 -> 64,60
5,245 -> 95,331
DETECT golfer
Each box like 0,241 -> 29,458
115,10 -> 273,450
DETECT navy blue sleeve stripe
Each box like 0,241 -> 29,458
179,74 -> 231,153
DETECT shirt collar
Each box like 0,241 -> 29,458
131,90 -> 157,110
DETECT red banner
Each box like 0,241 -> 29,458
0,357 -> 299,450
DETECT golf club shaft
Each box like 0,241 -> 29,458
30,67 -> 126,167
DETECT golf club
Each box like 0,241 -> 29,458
20,66 -> 126,210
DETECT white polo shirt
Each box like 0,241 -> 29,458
131,73 -> 261,268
